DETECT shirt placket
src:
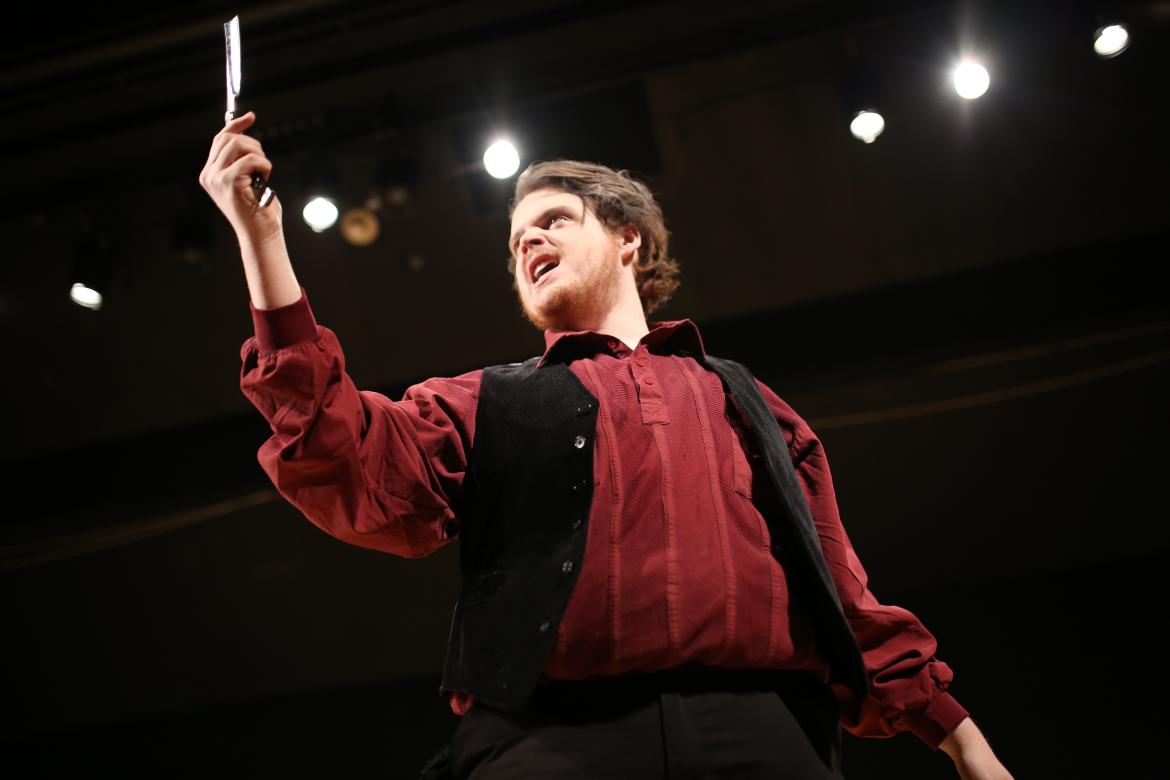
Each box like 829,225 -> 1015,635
622,341 -> 669,425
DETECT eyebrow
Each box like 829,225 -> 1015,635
508,205 -> 575,255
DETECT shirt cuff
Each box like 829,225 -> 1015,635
898,691 -> 970,749
249,287 -> 318,352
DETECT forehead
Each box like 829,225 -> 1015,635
510,187 -> 585,231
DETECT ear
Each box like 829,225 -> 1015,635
618,223 -> 642,266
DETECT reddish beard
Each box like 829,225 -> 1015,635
518,254 -> 623,332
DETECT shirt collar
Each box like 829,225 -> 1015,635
537,318 -> 709,368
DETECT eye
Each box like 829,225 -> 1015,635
546,214 -> 570,227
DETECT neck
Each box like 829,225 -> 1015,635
591,298 -> 650,350
564,271 -> 650,349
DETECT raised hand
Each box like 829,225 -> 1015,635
199,111 -> 283,247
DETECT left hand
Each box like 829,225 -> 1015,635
939,718 -> 1014,780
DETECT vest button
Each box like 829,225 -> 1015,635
539,621 -> 551,634
573,435 -> 587,449
641,375 -> 655,385
562,560 -> 574,573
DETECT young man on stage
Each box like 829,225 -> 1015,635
201,111 -> 1013,779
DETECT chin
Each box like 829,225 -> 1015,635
523,288 -> 579,332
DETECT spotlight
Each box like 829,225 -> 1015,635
70,283 -> 102,311
838,37 -> 889,145
375,154 -> 421,214
483,138 -> 520,179
71,213 -> 114,310
303,197 -> 339,232
299,153 -> 340,232
1093,24 -> 1130,57
849,110 -> 886,143
339,207 -> 380,246
952,59 -> 990,100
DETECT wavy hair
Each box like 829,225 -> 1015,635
507,160 -> 681,315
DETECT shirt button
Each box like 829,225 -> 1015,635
573,435 -> 587,449
562,560 -> 574,573
539,621 -> 551,634
607,339 -> 618,350
571,518 -> 583,530
576,402 -> 593,416
571,478 -> 587,494
641,375 -> 655,385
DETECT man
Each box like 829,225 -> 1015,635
201,112 -> 1013,779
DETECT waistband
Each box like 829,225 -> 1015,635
526,664 -> 830,718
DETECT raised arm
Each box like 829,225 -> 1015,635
199,110 -> 300,310
200,113 -> 479,557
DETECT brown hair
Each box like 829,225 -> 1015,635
507,160 -> 680,315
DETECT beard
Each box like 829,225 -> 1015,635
518,252 -> 624,333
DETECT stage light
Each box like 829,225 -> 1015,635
483,139 -> 520,179
339,206 -> 380,246
952,60 -> 990,100
70,283 -> 102,311
849,110 -> 886,143
303,197 -> 339,232
1093,24 -> 1130,57
71,212 -> 114,310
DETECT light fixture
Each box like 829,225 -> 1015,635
303,197 -> 339,232
952,59 -> 990,100
339,207 -> 380,246
299,152 -> 340,232
849,110 -> 886,144
839,36 -> 888,145
70,283 -> 102,311
375,154 -> 421,214
1093,24 -> 1130,57
483,138 -> 520,179
70,212 -> 114,310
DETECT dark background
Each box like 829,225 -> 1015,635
2,1 -> 1167,776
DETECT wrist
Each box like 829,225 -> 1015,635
938,717 -> 979,760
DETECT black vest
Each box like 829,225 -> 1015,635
438,351 -> 869,711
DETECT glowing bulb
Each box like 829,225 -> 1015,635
483,139 -> 520,179
849,110 -> 886,143
1093,25 -> 1129,58
302,197 -> 339,232
70,282 -> 102,310
952,60 -> 990,100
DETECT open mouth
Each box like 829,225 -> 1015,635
532,258 -> 560,287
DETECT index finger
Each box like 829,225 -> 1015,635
207,111 -> 256,166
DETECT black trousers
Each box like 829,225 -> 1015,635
449,666 -> 846,779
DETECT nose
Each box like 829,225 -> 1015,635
520,230 -> 548,258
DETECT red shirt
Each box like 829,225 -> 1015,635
240,288 -> 969,748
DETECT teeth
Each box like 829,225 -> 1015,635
534,260 -> 557,281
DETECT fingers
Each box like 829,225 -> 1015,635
204,111 -> 258,168
222,152 -> 273,191
212,133 -> 264,174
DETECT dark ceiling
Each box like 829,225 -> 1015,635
2,1 -> 1168,768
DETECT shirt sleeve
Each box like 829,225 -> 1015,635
239,287 -> 481,558
755,378 -> 970,749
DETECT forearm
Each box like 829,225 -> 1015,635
239,230 -> 301,310
939,717 -> 1014,780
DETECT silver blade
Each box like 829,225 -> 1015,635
224,15 -> 242,120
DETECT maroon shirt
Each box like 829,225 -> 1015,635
240,288 -> 969,747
